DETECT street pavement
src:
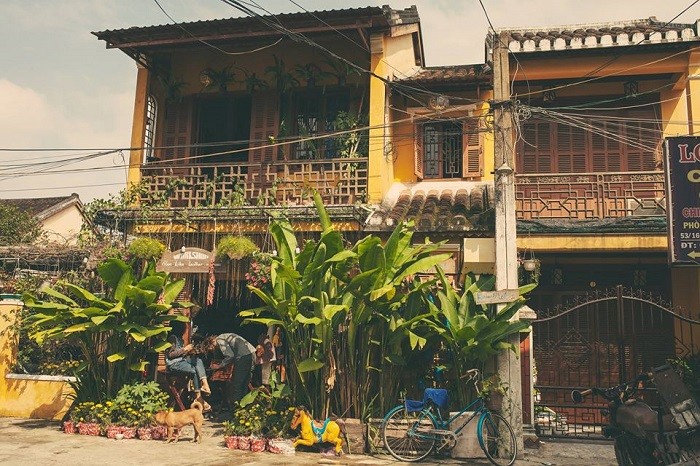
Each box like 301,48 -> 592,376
0,417 -> 617,465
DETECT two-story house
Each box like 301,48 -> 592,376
494,18 -> 700,437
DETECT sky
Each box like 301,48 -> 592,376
0,0 -> 698,202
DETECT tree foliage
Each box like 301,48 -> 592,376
0,203 -> 45,245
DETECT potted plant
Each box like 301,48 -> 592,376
244,253 -> 272,290
228,402 -> 265,451
216,235 -> 259,260
127,237 -> 166,261
71,402 -> 103,436
242,70 -> 268,93
112,382 -> 169,440
294,63 -> 329,88
480,374 -> 509,412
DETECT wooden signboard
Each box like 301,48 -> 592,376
157,248 -> 213,273
474,289 -> 520,305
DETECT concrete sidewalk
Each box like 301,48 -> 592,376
0,417 -> 616,465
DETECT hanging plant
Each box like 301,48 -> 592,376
265,55 -> 298,93
127,237 -> 166,261
294,63 -> 329,88
243,71 -> 269,93
216,235 -> 259,260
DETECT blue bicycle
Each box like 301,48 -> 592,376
380,369 -> 516,465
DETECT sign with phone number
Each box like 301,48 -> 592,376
665,137 -> 700,266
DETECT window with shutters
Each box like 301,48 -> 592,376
143,95 -> 157,163
293,91 -> 351,159
517,108 -> 661,174
415,119 -> 482,179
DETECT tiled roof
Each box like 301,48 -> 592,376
366,182 -> 494,233
0,194 -> 80,220
397,65 -> 490,83
93,6 -> 419,48
494,17 -> 700,53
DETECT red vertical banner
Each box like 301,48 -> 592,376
664,137 -> 700,266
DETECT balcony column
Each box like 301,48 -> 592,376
367,33 -> 391,204
128,63 -> 150,189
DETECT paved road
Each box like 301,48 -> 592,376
0,417 -> 617,465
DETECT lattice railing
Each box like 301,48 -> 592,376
515,171 -> 666,220
140,158 -> 368,208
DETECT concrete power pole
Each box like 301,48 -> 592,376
493,30 -> 524,454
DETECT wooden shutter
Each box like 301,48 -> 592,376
462,118 -> 482,177
556,123 -> 586,173
624,110 -> 660,171
249,91 -> 280,163
591,119 -> 621,172
518,119 -> 552,174
414,122 -> 424,179
160,98 -> 193,164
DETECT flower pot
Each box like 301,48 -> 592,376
267,438 -> 295,454
250,436 -> 267,452
106,425 -> 121,439
224,435 -> 239,449
151,425 -> 167,440
121,427 -> 137,439
137,427 -> 153,440
237,436 -> 251,450
63,420 -> 76,434
77,422 -> 101,436
487,392 -> 504,412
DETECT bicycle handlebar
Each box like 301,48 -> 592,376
571,373 -> 652,404
461,368 -> 480,380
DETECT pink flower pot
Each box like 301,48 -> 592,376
267,438 -> 295,455
151,425 -> 167,440
224,436 -> 239,449
250,436 -> 267,452
137,427 -> 152,440
106,425 -> 121,439
237,436 -> 251,450
121,427 -> 136,439
77,422 -> 101,436
63,420 -> 76,434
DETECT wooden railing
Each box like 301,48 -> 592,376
140,158 -> 368,208
515,171 -> 666,220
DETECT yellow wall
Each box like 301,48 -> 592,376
0,301 -> 73,420
367,34 -> 390,203
518,235 -> 667,252
127,66 -> 149,187
41,205 -> 84,246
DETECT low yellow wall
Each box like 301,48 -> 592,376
0,300 -> 74,420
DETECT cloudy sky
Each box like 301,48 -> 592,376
0,0 -> 697,202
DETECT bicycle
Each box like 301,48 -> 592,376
380,368 -> 517,465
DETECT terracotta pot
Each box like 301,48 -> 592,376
237,436 -> 251,450
63,420 -> 76,434
77,422 -> 101,436
250,436 -> 267,452
137,427 -> 152,440
224,435 -> 239,449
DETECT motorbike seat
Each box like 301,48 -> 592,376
618,399 -> 678,434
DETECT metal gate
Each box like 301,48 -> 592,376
532,285 -> 700,439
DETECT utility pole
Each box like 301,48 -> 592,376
492,30 -> 524,455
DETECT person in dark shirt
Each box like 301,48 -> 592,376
204,333 -> 255,404
165,321 -> 211,410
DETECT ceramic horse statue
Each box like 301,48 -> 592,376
290,406 -> 346,456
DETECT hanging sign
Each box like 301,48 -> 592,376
157,248 -> 214,273
475,289 -> 520,305
664,137 -> 700,266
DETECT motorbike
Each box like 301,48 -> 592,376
571,364 -> 700,466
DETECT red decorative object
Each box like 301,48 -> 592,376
121,427 -> 137,439
237,436 -> 251,450
267,438 -> 295,454
224,435 -> 239,449
206,259 -> 215,306
106,425 -> 121,439
250,436 -> 267,452
137,427 -> 153,440
63,420 -> 76,434
77,422 -> 101,436
151,425 -> 167,440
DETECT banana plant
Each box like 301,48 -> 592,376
429,268 -> 536,406
23,258 -> 191,402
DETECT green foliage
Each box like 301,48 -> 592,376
127,237 -> 166,261
323,58 -> 361,86
237,373 -> 295,437
112,381 -> 169,427
266,55 -> 298,93
23,257 -> 190,402
227,402 -> 265,436
0,203 -> 45,245
332,111 -> 368,158
669,354 -> 700,401
216,235 -> 259,260
69,401 -> 112,426
294,63 -> 329,87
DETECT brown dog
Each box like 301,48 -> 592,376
154,400 -> 204,443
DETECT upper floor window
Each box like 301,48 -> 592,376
516,107 -> 662,174
415,118 -> 482,179
144,94 -> 157,162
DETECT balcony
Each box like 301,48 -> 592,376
140,157 -> 368,209
515,171 -> 666,220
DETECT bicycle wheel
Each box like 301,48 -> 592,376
477,412 -> 517,466
381,405 -> 438,462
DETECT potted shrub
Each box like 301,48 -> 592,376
127,237 -> 166,261
244,253 -> 272,290
229,403 -> 264,451
480,374 -> 509,412
222,420 -> 245,449
71,402 -> 103,436
216,235 -> 258,260
112,382 -> 169,440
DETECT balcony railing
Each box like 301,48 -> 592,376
140,157 -> 368,209
515,171 -> 666,220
